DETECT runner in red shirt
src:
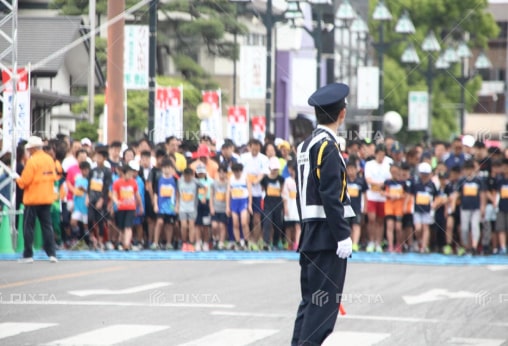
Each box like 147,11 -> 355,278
112,163 -> 143,250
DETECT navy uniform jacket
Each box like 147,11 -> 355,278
296,126 -> 351,252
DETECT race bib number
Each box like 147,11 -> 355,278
416,191 -> 431,206
120,189 -> 134,201
289,190 -> 297,200
348,186 -> 359,198
231,188 -> 245,199
501,186 -> 508,199
266,185 -> 280,197
215,191 -> 226,202
160,185 -> 174,198
248,174 -> 257,184
182,192 -> 194,202
463,183 -> 478,197
90,179 -> 103,192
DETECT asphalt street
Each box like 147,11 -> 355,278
0,260 -> 507,346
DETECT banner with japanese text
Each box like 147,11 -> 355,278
124,25 -> 149,90
2,68 -> 30,152
200,89 -> 223,145
154,85 -> 183,143
251,116 -> 265,143
227,105 -> 249,146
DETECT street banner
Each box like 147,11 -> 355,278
2,68 -> 30,152
408,91 -> 429,131
357,66 -> 379,110
124,25 -> 149,90
200,90 -> 223,145
239,46 -> 266,99
252,115 -> 266,143
154,85 -> 183,143
227,105 -> 249,146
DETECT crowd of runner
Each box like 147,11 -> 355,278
1,132 -> 507,256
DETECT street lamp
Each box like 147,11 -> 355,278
371,1 -> 415,135
421,30 -> 442,142
455,43 -> 492,134
335,0 -> 356,87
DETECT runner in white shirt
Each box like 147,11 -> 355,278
364,145 -> 392,252
239,139 -> 269,249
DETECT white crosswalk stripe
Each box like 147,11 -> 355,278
0,323 -> 57,340
176,328 -> 279,346
447,337 -> 506,346
322,331 -> 391,346
44,324 -> 168,345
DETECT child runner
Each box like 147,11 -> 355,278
178,168 -> 198,252
195,163 -> 213,251
152,158 -> 178,250
210,165 -> 229,250
112,163 -> 143,251
226,163 -> 252,250
71,161 -> 92,248
346,160 -> 368,252
282,161 -> 301,251
411,162 -> 438,253
455,159 -> 486,255
87,148 -> 112,251
261,157 -> 285,250
383,163 -> 407,253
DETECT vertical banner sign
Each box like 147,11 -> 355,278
154,85 -> 183,144
252,116 -> 266,143
357,66 -> 380,110
227,105 -> 249,146
201,90 -> 223,144
124,25 -> 149,90
239,46 -> 266,100
2,68 -> 30,152
408,91 -> 429,131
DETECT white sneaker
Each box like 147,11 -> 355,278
105,241 -> 114,250
49,256 -> 58,263
203,242 -> 210,252
195,242 -> 202,252
18,257 -> 34,264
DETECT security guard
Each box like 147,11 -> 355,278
291,83 -> 353,346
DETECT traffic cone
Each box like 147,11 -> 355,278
33,217 -> 43,250
16,204 -> 24,253
339,304 -> 346,316
0,205 -> 14,254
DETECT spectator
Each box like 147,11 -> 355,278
445,138 -> 467,170
16,136 -> 59,263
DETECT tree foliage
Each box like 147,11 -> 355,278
368,0 -> 499,142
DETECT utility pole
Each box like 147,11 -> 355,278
148,0 -> 157,140
88,0 -> 96,124
107,0 -> 125,143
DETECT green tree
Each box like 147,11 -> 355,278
369,0 -> 499,143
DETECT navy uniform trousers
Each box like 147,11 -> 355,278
291,251 -> 347,346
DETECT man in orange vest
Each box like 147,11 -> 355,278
16,136 -> 59,263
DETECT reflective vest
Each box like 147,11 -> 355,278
296,129 -> 355,221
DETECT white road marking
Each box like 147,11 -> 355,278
210,311 -> 287,318
323,331 -> 390,346
447,337 -> 506,346
0,300 -> 234,309
176,328 -> 279,346
0,323 -> 56,339
402,288 -> 477,305
486,265 -> 508,272
45,324 -> 168,345
342,314 -> 442,323
68,282 -> 171,297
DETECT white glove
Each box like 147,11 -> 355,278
337,237 -> 352,259
10,172 -> 20,179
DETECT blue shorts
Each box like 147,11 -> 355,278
231,198 -> 248,215
212,212 -> 228,225
252,196 -> 262,214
